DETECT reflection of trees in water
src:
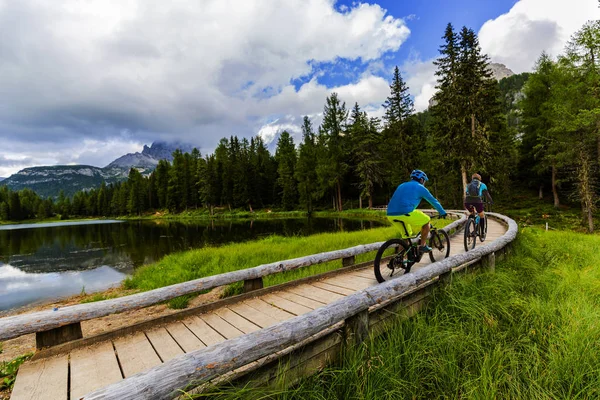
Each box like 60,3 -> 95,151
0,218 -> 385,273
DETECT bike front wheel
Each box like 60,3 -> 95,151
374,239 -> 412,283
464,218 -> 476,251
429,229 -> 450,262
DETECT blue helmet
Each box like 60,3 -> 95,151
410,169 -> 429,182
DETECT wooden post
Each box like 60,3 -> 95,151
36,322 -> 83,349
243,278 -> 264,293
343,310 -> 369,347
439,270 -> 452,286
481,252 -> 496,273
342,255 -> 355,267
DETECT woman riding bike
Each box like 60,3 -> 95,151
464,173 -> 493,232
387,170 -> 447,253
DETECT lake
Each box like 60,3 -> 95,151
0,217 -> 385,312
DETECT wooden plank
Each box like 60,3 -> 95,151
11,355 -> 68,400
347,271 -> 378,283
113,332 -> 161,377
287,284 -> 344,304
183,316 -> 226,346
261,294 -> 313,316
200,313 -> 244,340
349,269 -> 376,279
320,275 -> 371,291
164,322 -> 205,353
146,327 -> 187,360
229,303 -> 279,328
215,308 -> 261,334
243,299 -> 295,322
70,342 -> 123,400
312,281 -> 355,296
275,291 -> 324,309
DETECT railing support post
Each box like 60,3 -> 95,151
243,277 -> 264,293
343,309 -> 369,347
482,252 -> 496,272
342,255 -> 355,267
439,270 -> 452,286
36,322 -> 83,349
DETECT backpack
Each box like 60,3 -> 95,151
466,180 -> 481,198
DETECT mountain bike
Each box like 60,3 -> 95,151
374,215 -> 450,283
463,203 -> 490,251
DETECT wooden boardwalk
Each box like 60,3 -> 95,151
11,219 -> 507,400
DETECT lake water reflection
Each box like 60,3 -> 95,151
0,217 -> 384,311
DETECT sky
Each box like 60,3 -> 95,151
0,0 -> 598,178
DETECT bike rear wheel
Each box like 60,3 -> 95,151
374,239 -> 412,283
479,217 -> 487,242
429,229 -> 450,262
464,218 -> 476,251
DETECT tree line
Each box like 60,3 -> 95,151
1,21 -> 599,231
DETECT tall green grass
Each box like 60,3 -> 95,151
199,228 -> 600,399
124,216 -> 451,293
123,226 -> 397,292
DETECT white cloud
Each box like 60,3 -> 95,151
403,57 -> 437,112
479,0 -> 600,72
0,0 -> 410,174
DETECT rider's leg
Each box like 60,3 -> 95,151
420,223 -> 430,246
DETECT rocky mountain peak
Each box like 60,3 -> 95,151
488,63 -> 514,81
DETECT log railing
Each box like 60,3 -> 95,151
0,212 -> 465,346
82,213 -> 517,400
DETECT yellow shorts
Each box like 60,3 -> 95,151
387,210 -> 431,238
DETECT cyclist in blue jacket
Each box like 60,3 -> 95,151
387,170 -> 447,253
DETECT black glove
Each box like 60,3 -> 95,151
440,213 -> 447,219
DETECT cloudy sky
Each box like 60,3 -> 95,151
0,0 -> 597,178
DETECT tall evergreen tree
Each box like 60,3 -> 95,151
295,116 -> 319,213
520,53 -> 559,206
381,66 -> 416,188
275,131 -> 297,210
350,103 -> 383,208
318,92 -> 348,211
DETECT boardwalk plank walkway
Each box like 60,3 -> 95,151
11,219 -> 507,400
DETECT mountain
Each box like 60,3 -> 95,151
1,141 -> 195,198
488,63 -> 514,80
1,165 -> 118,198
0,177 -> 5,182
428,63 -> 515,109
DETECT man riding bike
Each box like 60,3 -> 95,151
387,170 -> 447,253
464,173 -> 493,231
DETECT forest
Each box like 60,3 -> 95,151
1,21 -> 599,231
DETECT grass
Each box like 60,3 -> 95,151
123,208 -> 389,222
197,227 -> 600,399
0,353 -> 33,392
80,292 -> 119,303
123,216 -> 451,295
123,226 -> 398,292
496,188 -> 600,233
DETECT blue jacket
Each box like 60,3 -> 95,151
387,180 -> 446,216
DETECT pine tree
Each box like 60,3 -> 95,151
548,21 -> 600,232
520,53 -> 559,206
295,116 -> 319,213
275,131 -> 297,210
431,24 -> 505,198
318,92 -> 348,211
350,103 -> 383,208
381,66 -> 415,188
